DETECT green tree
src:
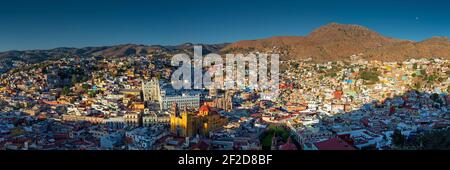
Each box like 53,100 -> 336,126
81,75 -> 89,82
426,74 -> 438,82
326,72 -> 337,77
71,75 -> 78,85
62,86 -> 70,96
413,82 -> 422,90
420,69 -> 426,76
360,70 -> 380,84
82,84 -> 90,91
260,125 -> 291,150
88,90 -> 96,98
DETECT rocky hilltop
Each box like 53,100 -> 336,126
222,23 -> 450,61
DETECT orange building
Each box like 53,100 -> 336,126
333,90 -> 343,100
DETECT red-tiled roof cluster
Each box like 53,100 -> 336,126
314,137 -> 356,150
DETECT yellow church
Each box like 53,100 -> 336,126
170,103 -> 228,137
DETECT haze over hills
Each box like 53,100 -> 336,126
0,43 -> 227,61
0,43 -> 227,73
1,23 -> 450,73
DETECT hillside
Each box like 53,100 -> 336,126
222,23 -> 450,61
1,22 -> 450,74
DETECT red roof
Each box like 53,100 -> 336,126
314,138 -> 356,150
279,137 -> 297,150
250,113 -> 262,117
199,103 -> 210,112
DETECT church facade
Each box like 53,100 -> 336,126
170,103 -> 228,137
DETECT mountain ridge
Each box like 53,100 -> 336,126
1,23 -> 450,67
222,23 -> 450,61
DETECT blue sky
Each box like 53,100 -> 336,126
0,0 -> 449,51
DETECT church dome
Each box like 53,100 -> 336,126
199,104 -> 210,113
